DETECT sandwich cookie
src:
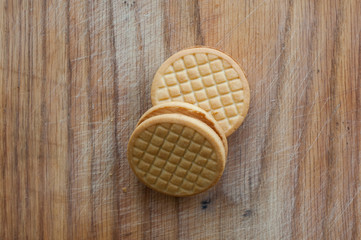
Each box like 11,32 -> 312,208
151,47 -> 250,136
127,103 -> 227,197
136,102 -> 228,156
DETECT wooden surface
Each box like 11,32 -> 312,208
1,0 -> 360,239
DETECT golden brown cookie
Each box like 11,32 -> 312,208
151,47 -> 250,136
127,113 -> 226,197
136,102 -> 228,156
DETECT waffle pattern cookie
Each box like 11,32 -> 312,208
127,113 -> 226,197
136,102 -> 228,156
151,47 -> 250,136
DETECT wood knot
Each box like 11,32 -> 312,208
201,199 -> 211,209
243,209 -> 252,217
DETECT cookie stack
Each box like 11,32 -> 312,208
127,47 -> 250,197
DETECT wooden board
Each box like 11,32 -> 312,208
1,0 -> 360,239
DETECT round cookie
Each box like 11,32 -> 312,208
151,47 -> 250,136
136,102 -> 228,156
127,114 -> 226,197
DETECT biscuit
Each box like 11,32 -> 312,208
127,113 -> 226,197
151,47 -> 250,136
136,102 -> 228,156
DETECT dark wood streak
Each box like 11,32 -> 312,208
193,0 -> 204,46
38,0 -> 47,239
1,0 -> 9,238
14,2 -> 21,238
175,196 -> 180,240
350,5 -> 361,240
142,188 -> 153,240
161,1 -> 171,57
353,24 -> 361,240
25,0 -> 33,237
65,0 -> 73,239
85,0 -> 96,237
134,2 -> 148,115
107,0 -> 122,239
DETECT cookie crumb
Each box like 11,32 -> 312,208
122,187 -> 127,193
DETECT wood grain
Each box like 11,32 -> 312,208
1,0 -> 360,239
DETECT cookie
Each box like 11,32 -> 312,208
151,47 -> 250,136
136,102 -> 228,156
127,113 -> 226,197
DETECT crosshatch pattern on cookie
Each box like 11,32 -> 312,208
153,52 -> 246,133
131,122 -> 221,195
